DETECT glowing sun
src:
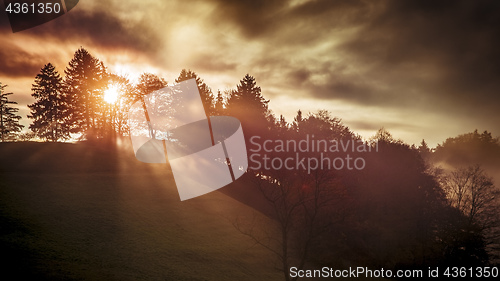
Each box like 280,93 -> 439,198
104,85 -> 119,104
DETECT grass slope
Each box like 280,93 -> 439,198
0,141 -> 282,280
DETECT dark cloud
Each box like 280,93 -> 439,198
229,0 -> 500,125
209,0 -> 288,38
0,42 -> 47,78
208,0 -> 500,132
188,53 -> 237,73
1,6 -> 159,53
280,63 -> 394,106
337,0 -> 500,112
1,0 -> 499,138
208,0 -> 369,41
288,68 -> 311,85
308,80 -> 377,105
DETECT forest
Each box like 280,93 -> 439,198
1,47 -> 499,280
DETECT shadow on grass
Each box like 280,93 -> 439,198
0,140 -> 282,281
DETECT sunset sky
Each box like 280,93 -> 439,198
1,0 -> 499,146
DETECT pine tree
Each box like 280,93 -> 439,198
292,109 -> 303,132
418,139 -> 432,159
214,90 -> 226,115
227,74 -> 269,117
63,47 -> 108,139
226,74 -> 270,136
28,63 -> 71,142
175,69 -> 214,115
0,83 -> 24,142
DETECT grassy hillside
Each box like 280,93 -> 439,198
0,141 -> 282,280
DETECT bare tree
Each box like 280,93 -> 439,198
234,168 -> 348,281
443,165 -> 500,262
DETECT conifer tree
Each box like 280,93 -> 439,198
28,63 -> 71,141
64,47 -> 108,139
226,74 -> 271,136
175,69 -> 215,115
214,90 -> 226,115
0,82 -> 24,141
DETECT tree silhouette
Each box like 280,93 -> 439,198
0,82 -> 24,142
28,63 -> 71,142
298,110 -> 352,139
418,139 -> 432,160
226,74 -> 271,140
433,130 -> 500,166
443,165 -> 500,261
235,111 -> 354,281
429,130 -> 500,263
175,69 -> 214,116
64,47 -> 108,139
214,90 -> 226,115
235,170 -> 344,281
291,110 -> 303,133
